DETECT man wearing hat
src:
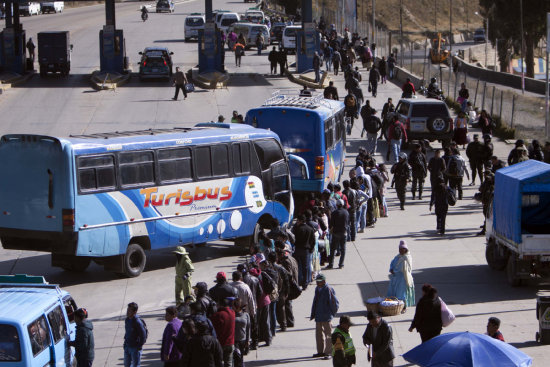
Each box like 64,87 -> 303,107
174,246 -> 194,308
390,153 -> 411,210
331,315 -> 356,367
466,134 -> 485,186
310,274 -> 339,359
193,282 -> 217,318
508,139 -> 529,165
362,311 -> 395,367
209,272 -> 238,306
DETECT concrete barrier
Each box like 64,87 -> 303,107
454,56 -> 547,95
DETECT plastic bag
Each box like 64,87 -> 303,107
440,297 -> 455,327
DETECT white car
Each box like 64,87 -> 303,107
244,9 -> 264,24
184,13 -> 205,42
217,12 -> 240,33
281,25 -> 300,53
19,2 -> 41,16
41,2 -> 64,14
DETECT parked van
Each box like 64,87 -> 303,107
19,2 -> 41,16
41,1 -> 64,13
0,274 -> 78,367
184,13 -> 205,42
217,12 -> 240,33
281,25 -> 300,53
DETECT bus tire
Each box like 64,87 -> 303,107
485,240 -> 506,271
235,223 -> 260,249
123,243 -> 146,278
506,254 -> 522,287
59,256 -> 91,272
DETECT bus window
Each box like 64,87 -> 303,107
253,140 -> 285,170
78,155 -> 116,192
158,148 -> 193,183
0,324 -> 21,362
46,306 -> 67,344
195,146 -> 212,179
212,145 -> 229,177
324,118 -> 334,150
27,316 -> 51,356
119,151 -> 155,187
232,142 -> 251,175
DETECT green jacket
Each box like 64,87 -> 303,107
74,319 -> 94,361
332,326 -> 356,366
176,254 -> 194,277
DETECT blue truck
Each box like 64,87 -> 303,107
485,160 -> 550,286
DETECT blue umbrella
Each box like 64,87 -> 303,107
402,332 -> 532,367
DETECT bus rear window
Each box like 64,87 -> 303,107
254,140 -> 284,170
0,324 -> 21,361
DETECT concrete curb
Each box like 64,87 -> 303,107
90,71 -> 131,90
0,71 -> 35,89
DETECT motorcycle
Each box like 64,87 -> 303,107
420,85 -> 444,101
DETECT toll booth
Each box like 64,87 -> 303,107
295,22 -> 320,73
198,22 -> 224,73
1,25 -> 27,74
99,26 -> 126,73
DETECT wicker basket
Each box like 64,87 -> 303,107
378,297 -> 404,316
365,302 -> 380,312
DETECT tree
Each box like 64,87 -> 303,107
479,0 -> 549,78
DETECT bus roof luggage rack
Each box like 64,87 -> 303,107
69,127 -> 193,139
263,90 -> 332,109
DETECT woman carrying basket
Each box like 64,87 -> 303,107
386,241 -> 415,313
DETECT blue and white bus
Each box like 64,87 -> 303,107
0,124 -> 306,277
246,91 -> 347,198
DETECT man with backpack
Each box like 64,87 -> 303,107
342,180 -> 357,243
387,115 -> 407,163
391,153 -> 411,210
124,302 -> 148,367
445,148 -> 469,200
344,91 -> 359,135
361,102 -> 381,154
409,143 -> 428,200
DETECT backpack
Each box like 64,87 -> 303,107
392,123 -> 403,140
446,157 -> 459,177
261,271 -> 277,296
446,186 -> 457,206
365,116 -> 381,134
136,316 -> 149,345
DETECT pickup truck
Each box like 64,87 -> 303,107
485,160 -> 550,285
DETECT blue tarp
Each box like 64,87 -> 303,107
494,160 -> 550,244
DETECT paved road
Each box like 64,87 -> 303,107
0,3 -> 549,366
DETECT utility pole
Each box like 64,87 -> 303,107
484,16 -> 488,68
520,0 -> 525,94
400,0 -> 403,67
372,0 -> 375,46
449,0 -> 453,97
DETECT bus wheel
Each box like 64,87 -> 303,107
235,223 -> 260,249
58,256 -> 91,272
123,243 -> 146,278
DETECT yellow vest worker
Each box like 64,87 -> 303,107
332,315 -> 356,366
174,246 -> 194,307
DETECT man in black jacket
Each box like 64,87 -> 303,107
181,320 -> 223,367
292,214 -> 316,290
209,272 -> 237,305
466,134 -> 485,186
327,199 -> 349,269
238,263 -> 261,349
70,308 -> 94,367
362,311 -> 395,366
408,284 -> 442,342
342,180 -> 357,242
409,143 -> 427,200
193,282 -> 217,318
